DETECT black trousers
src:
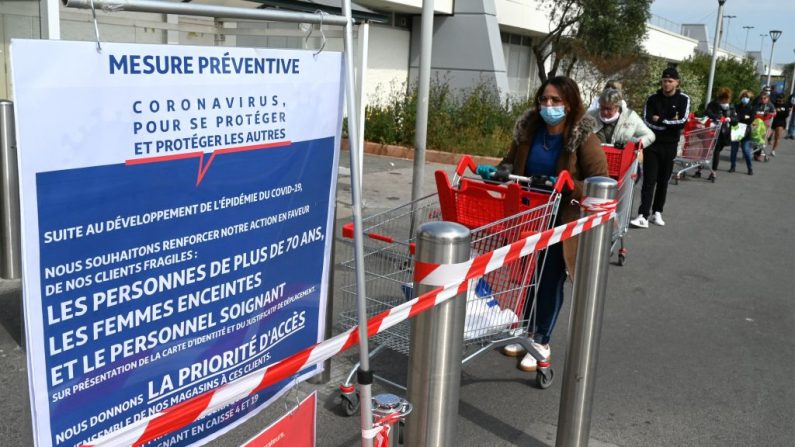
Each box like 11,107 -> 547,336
711,141 -> 726,170
638,141 -> 677,218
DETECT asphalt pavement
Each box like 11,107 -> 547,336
1,139 -> 794,446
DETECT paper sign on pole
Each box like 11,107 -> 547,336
242,391 -> 317,447
10,39 -> 343,447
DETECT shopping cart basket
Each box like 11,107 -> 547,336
336,157 -> 572,414
602,142 -> 639,266
672,115 -> 725,184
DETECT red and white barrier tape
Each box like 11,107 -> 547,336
415,205 -> 615,286
81,208 -> 615,447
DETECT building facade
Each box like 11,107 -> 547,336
0,0 -> 776,105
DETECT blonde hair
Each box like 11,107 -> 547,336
738,89 -> 753,100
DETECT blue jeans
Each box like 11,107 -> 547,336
730,138 -> 752,172
524,242 -> 566,345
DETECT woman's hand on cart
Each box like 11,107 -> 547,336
476,164 -> 497,180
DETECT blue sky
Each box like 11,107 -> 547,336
651,0 -> 794,65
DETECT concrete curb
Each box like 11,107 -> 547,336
341,139 -> 503,167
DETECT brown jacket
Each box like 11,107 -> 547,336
499,109 -> 608,276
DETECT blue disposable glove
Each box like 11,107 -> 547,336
476,165 -> 496,180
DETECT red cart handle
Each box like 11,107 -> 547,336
553,171 -> 574,193
455,155 -> 478,176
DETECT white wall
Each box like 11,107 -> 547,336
642,25 -> 698,62
495,0 -> 557,35
364,25 -> 410,105
351,0 -> 453,15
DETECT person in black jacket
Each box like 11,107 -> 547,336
729,89 -> 755,174
771,94 -> 789,155
630,67 -> 690,228
703,87 -> 736,179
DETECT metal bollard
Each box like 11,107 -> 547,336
0,100 -> 21,280
555,176 -> 617,447
371,394 -> 412,447
405,221 -> 470,447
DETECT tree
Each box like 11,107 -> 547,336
531,0 -> 652,83
530,0 -> 583,83
678,54 -> 758,110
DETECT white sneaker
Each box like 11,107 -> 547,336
501,343 -> 525,357
519,343 -> 551,372
649,212 -> 665,226
630,215 -> 649,228
771,150 -> 776,157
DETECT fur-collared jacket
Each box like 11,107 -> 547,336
499,109 -> 607,276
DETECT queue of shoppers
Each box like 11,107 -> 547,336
470,68 -> 793,373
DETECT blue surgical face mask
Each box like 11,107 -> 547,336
741,97 -> 750,105
539,106 -> 567,125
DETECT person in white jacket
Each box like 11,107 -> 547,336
588,88 -> 655,155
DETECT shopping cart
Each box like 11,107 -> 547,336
602,142 -> 639,266
751,112 -> 776,162
336,156 -> 572,414
672,114 -> 724,184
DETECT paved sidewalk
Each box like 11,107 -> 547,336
2,140 -> 794,446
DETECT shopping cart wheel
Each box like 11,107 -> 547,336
339,392 -> 360,416
693,170 -> 701,178
618,253 -> 626,266
535,367 -> 554,389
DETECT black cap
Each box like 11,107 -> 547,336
661,67 -> 679,80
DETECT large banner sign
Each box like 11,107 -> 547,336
11,40 -> 343,447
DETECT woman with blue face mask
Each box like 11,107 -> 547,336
475,76 -> 608,372
729,90 -> 755,174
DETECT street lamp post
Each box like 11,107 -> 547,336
767,30 -> 782,88
723,15 -> 736,47
743,25 -> 754,52
706,0 -> 727,106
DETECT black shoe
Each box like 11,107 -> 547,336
728,167 -> 735,173
748,169 -> 753,175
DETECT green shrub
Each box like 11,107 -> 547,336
363,77 -> 532,157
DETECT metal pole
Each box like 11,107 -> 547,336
723,15 -> 735,48
338,0 -> 376,445
406,221 -> 470,447
555,177 -> 617,447
743,26 -> 753,52
410,0 -> 435,204
63,0 -> 349,26
766,36 -> 780,87
1,100 -> 21,280
355,21 -> 370,192
705,0 -> 726,106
